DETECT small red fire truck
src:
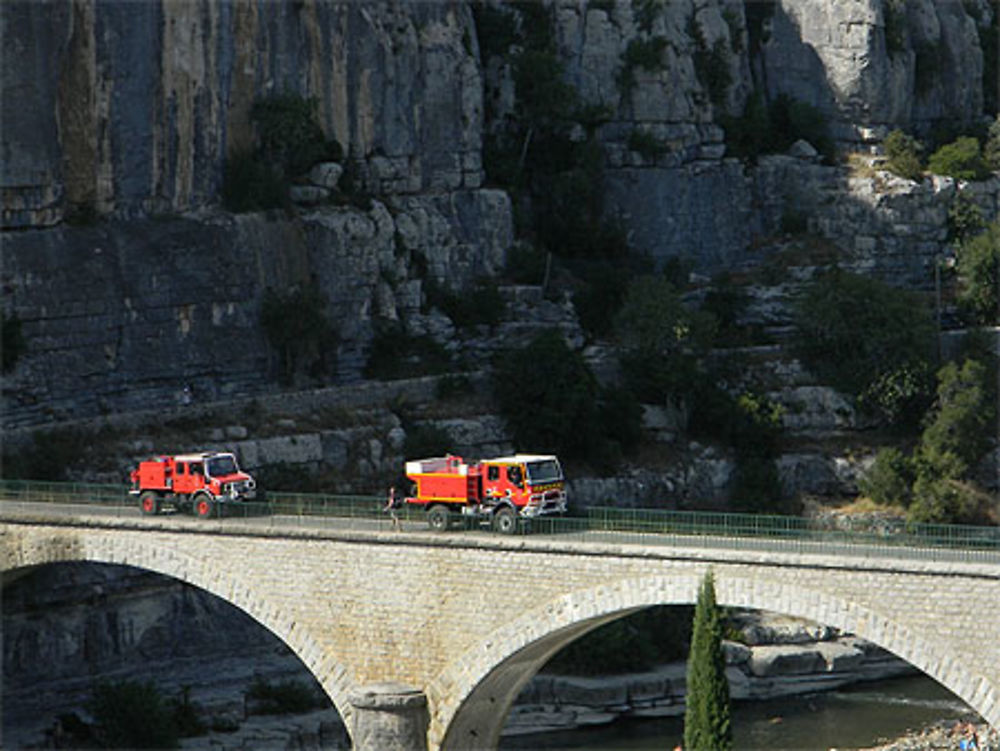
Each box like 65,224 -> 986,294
129,451 -> 257,518
404,453 -> 567,533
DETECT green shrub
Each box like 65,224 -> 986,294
883,129 -> 924,181
701,275 -> 752,346
859,447 -> 913,506
403,423 -> 453,461
492,330 -> 638,472
633,0 -> 664,33
2,310 -> 26,372
170,686 -> 207,738
1,428 -> 87,481
857,360 -> 935,432
985,116 -> 1000,170
544,605 -> 693,675
619,35 -> 669,92
907,358 -> 994,524
691,20 -> 732,107
883,0 -> 907,56
364,320 -> 452,380
89,680 -> 179,749
424,278 -> 504,330
471,2 -> 519,61
908,475 -> 982,525
628,128 -> 669,160
927,136 -> 991,180
721,92 -> 832,163
221,150 -> 286,212
955,220 -> 1000,325
246,677 -> 322,715
920,359 -> 992,472
947,192 -> 986,243
613,275 -> 717,358
625,35 -> 669,71
251,93 -> 341,178
505,242 -> 549,285
260,282 -> 338,385
514,49 -> 579,129
792,269 -> 936,400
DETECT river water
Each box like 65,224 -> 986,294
501,674 -> 973,750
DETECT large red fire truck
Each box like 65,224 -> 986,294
129,451 -> 257,518
404,453 -> 567,533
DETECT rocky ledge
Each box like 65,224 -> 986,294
507,630 -> 913,736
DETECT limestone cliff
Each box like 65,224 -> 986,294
1,0 -> 997,479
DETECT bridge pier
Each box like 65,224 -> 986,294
349,682 -> 428,751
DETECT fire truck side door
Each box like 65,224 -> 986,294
173,462 -> 195,494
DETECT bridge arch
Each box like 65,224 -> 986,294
0,533 -> 359,733
430,570 -> 994,750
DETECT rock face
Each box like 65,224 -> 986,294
1,192 -> 511,427
1,0 -> 998,496
1,0 -> 484,227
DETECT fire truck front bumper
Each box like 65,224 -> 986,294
521,490 -> 568,517
221,480 -> 257,502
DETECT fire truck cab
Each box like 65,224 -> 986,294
404,453 -> 567,534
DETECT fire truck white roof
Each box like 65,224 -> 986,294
173,451 -> 234,462
485,454 -> 558,463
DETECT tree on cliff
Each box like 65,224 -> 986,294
684,571 -> 732,751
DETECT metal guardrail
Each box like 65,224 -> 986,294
1,479 -> 999,563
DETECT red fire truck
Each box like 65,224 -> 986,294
129,451 -> 257,518
404,453 -> 567,533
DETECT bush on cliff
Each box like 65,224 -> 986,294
884,129 -> 924,181
955,220 -> 1000,325
792,269 -> 937,427
260,282 -> 338,385
1,310 -> 25,372
492,330 -> 640,473
89,680 -> 179,749
927,136 -> 992,181
543,605 -> 693,675
721,92 -> 833,163
861,356 -> 996,525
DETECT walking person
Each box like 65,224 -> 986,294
384,485 -> 402,531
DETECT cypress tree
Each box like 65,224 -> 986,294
684,571 -> 732,751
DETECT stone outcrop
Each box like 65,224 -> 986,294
507,622 -> 913,736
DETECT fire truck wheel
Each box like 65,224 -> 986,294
139,492 -> 160,516
427,505 -> 450,532
493,506 -> 517,535
194,495 -> 215,519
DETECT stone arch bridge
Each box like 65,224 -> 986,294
2,508 -> 998,749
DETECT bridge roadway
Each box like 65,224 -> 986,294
2,500 -> 999,750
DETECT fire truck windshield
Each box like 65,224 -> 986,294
525,459 -> 562,484
206,455 -> 238,477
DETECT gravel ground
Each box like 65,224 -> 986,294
863,720 -> 999,751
